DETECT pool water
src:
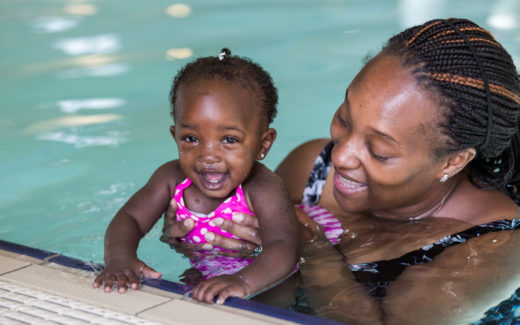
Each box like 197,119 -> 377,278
1,0 -> 519,323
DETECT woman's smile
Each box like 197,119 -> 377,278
333,171 -> 367,195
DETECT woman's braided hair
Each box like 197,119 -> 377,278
383,18 -> 520,204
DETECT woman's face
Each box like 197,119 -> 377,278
330,53 -> 448,219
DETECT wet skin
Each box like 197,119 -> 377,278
276,53 -> 520,324
178,53 -> 520,324
94,78 -> 299,305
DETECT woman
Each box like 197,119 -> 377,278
162,18 -> 520,324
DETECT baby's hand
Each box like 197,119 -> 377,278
92,258 -> 161,293
192,274 -> 250,304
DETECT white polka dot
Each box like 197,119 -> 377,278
200,228 -> 207,235
209,221 -> 216,227
223,208 -> 232,214
224,197 -> 231,203
193,236 -> 201,243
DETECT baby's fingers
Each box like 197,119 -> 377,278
93,272 -> 106,288
93,271 -> 135,293
141,265 -> 162,280
92,270 -> 117,292
193,280 -> 227,304
215,286 -> 242,304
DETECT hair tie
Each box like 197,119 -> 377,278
218,48 -> 231,60
441,19 -> 493,150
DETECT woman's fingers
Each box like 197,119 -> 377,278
215,216 -> 261,246
232,212 -> 260,228
164,197 -> 178,221
294,206 -> 321,243
161,198 -> 190,242
204,231 -> 258,254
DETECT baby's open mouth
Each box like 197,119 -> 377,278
200,172 -> 227,189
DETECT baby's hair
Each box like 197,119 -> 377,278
383,18 -> 520,203
169,48 -> 278,126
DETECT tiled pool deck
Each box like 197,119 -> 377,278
0,240 -> 344,325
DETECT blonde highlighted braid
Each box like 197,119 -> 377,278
383,18 -> 520,203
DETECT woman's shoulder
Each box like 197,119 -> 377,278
444,176 -> 520,224
275,138 -> 332,203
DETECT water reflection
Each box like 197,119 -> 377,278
165,4 -> 192,18
57,98 -> 126,114
487,0 -> 520,30
166,47 -> 193,60
37,130 -> 127,148
54,34 -> 121,56
32,16 -> 82,33
23,114 -> 123,133
63,3 -> 98,16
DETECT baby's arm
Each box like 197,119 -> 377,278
93,161 -> 182,293
191,164 -> 299,304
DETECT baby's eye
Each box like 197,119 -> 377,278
182,135 -> 198,143
223,136 -> 239,144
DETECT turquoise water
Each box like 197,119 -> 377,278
1,0 -> 520,322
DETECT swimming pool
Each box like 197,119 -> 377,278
1,0 -> 520,323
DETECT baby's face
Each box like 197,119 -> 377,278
172,79 -> 268,199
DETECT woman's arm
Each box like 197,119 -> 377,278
298,216 -> 384,325
383,229 -> 520,325
276,138 -> 331,203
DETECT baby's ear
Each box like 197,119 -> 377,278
256,128 -> 277,160
170,125 -> 176,139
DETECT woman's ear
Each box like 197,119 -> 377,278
256,128 -> 277,160
437,147 -> 476,181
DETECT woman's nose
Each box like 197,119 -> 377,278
331,137 -> 362,170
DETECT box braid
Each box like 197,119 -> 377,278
382,18 -> 520,204
169,48 -> 278,127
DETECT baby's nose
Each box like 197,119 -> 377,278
199,143 -> 221,164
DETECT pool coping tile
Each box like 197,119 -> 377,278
0,240 -> 347,325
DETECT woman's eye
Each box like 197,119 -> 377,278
367,144 -> 389,162
369,149 -> 389,162
371,153 -> 389,162
223,136 -> 239,144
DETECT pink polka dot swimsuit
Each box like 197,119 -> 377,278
174,178 -> 253,279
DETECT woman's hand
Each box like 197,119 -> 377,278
160,198 -> 262,256
93,257 -> 161,293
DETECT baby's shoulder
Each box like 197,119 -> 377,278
242,163 -> 289,201
149,160 -> 185,186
